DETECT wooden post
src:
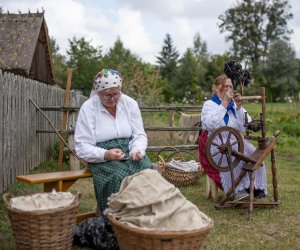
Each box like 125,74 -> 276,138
261,87 -> 266,138
271,149 -> 279,202
57,69 -> 73,170
68,90 -> 83,170
205,175 -> 219,203
169,110 -> 175,143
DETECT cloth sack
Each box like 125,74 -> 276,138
107,169 -> 211,231
10,191 -> 75,211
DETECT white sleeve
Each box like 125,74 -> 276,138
74,102 -> 106,163
128,101 -> 148,157
201,100 -> 227,130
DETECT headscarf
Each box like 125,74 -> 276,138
93,69 -> 122,92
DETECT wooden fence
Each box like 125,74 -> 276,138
0,70 -> 86,193
0,69 -> 201,193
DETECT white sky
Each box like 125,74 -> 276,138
1,0 -> 300,64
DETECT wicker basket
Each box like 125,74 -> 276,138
3,192 -> 80,250
108,215 -> 213,250
156,147 -> 202,186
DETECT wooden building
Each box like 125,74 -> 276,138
0,12 -> 55,84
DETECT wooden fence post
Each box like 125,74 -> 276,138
169,110 -> 175,143
57,69 -> 72,170
68,90 -> 83,170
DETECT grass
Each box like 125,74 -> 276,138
0,102 -> 299,249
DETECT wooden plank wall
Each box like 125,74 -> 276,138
0,70 -> 85,193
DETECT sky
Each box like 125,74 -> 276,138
1,0 -> 300,64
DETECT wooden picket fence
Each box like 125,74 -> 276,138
0,70 -> 86,193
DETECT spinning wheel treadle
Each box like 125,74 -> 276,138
205,127 -> 244,172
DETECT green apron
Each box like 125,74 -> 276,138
89,138 -> 152,212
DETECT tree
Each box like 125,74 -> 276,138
100,38 -> 164,105
50,37 -> 67,87
66,37 -> 102,95
259,39 -> 298,101
192,33 -> 208,62
100,37 -> 142,85
156,34 -> 179,101
173,48 -> 199,103
192,33 -> 209,97
219,0 -> 293,74
203,53 -> 231,96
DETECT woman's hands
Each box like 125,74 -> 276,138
222,90 -> 242,110
234,92 -> 242,110
130,151 -> 143,161
104,149 -> 143,161
104,148 -> 125,161
221,89 -> 233,108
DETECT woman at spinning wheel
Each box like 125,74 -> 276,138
198,74 -> 267,200
74,69 -> 152,213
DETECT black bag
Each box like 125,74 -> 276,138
73,216 -> 119,250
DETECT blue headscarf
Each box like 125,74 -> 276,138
211,94 -> 236,125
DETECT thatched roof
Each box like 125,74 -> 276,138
0,12 -> 55,84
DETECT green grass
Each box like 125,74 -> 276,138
1,102 -> 299,249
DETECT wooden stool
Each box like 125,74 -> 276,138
205,175 -> 219,203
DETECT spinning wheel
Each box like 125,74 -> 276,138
205,127 -> 244,172
203,87 -> 281,220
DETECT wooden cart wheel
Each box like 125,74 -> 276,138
205,127 -> 244,172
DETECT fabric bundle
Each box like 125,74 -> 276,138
107,169 -> 211,231
10,191 -> 75,211
166,159 -> 199,172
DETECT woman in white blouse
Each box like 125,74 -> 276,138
74,69 -> 152,212
198,74 -> 267,200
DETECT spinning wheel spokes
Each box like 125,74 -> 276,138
205,127 -> 244,172
226,132 -> 232,144
218,133 -> 224,144
218,154 -> 224,166
211,151 -> 221,158
211,141 -> 220,148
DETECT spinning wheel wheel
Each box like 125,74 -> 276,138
205,127 -> 244,172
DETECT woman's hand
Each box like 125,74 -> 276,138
131,151 -> 143,161
234,92 -> 242,110
104,148 -> 125,161
222,89 -> 233,108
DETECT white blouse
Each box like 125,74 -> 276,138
74,94 -> 148,163
201,99 -> 251,133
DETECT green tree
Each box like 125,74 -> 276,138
173,48 -> 199,103
66,37 -> 102,95
156,34 -> 179,101
100,38 -> 163,105
203,53 -> 231,97
50,37 -> 67,87
192,33 -> 209,98
258,39 -> 298,101
219,0 -> 293,74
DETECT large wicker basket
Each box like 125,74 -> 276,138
156,147 -> 202,186
3,192 -> 80,250
108,215 -> 213,250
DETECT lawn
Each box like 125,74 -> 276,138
0,102 -> 299,249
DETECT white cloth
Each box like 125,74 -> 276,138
201,99 -> 267,194
108,169 -> 212,231
166,159 -> 199,172
74,94 -> 148,163
10,191 -> 75,211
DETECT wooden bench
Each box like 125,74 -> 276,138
16,169 -> 94,223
